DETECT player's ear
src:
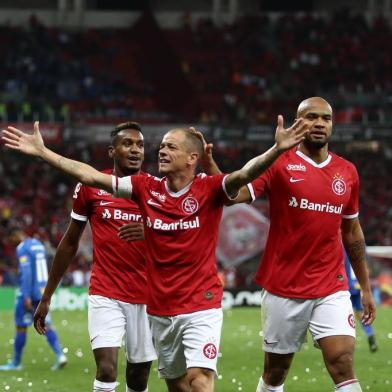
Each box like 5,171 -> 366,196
187,151 -> 199,166
108,145 -> 114,158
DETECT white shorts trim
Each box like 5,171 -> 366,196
261,290 -> 355,354
88,295 -> 156,363
149,308 -> 223,379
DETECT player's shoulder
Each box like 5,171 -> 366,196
330,152 -> 358,173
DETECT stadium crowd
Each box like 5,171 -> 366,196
0,11 -> 392,124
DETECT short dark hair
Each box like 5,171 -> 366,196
110,122 -> 143,141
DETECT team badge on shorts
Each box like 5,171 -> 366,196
348,313 -> 355,329
332,174 -> 346,196
203,343 -> 217,359
182,197 -> 199,214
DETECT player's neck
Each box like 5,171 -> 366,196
112,166 -> 140,177
166,172 -> 195,193
298,144 -> 329,164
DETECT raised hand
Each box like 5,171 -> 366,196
2,121 -> 45,157
275,115 -> 309,153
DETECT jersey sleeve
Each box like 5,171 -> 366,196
112,174 -> 144,201
71,182 -> 90,222
247,167 -> 274,202
17,248 -> 32,299
342,165 -> 359,219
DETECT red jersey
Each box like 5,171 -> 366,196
71,170 -> 148,303
249,148 -> 359,299
112,173 -> 230,316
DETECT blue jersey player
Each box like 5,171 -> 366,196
344,251 -> 378,352
0,228 -> 67,371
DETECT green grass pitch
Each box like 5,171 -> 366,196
0,307 -> 391,391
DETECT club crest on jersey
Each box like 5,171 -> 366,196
182,196 -> 199,214
287,163 -> 306,172
332,173 -> 346,196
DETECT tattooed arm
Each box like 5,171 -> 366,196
2,122 -> 112,192
341,218 -> 376,325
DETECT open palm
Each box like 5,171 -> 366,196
275,115 -> 309,152
2,121 -> 45,157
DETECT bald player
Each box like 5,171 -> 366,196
233,97 -> 376,392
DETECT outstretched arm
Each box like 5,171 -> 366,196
34,219 -> 86,334
341,218 -> 376,325
224,115 -> 308,197
2,122 -> 112,192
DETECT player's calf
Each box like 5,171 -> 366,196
126,361 -> 152,391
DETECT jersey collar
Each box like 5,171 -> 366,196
164,179 -> 193,198
295,150 -> 332,168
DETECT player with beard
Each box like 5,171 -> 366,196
225,97 -> 375,392
33,122 -> 156,392
2,116 -> 308,392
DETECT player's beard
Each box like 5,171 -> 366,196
303,135 -> 330,150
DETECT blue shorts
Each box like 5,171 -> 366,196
350,292 -> 362,312
15,297 -> 52,328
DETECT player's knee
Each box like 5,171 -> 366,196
326,351 -> 354,379
96,360 -> 117,382
188,368 -> 214,392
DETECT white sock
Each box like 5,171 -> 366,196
335,379 -> 362,391
256,377 -> 284,392
126,387 -> 148,392
93,379 -> 118,391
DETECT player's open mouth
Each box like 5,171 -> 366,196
159,159 -> 170,163
127,156 -> 140,163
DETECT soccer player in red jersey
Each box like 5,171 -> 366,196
230,97 -> 376,392
2,118 -> 308,392
33,122 -> 157,392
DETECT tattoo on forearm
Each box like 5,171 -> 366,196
57,157 -> 78,173
346,240 -> 366,264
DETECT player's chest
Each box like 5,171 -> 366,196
141,186 -> 215,227
276,163 -> 353,205
91,190 -> 142,223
